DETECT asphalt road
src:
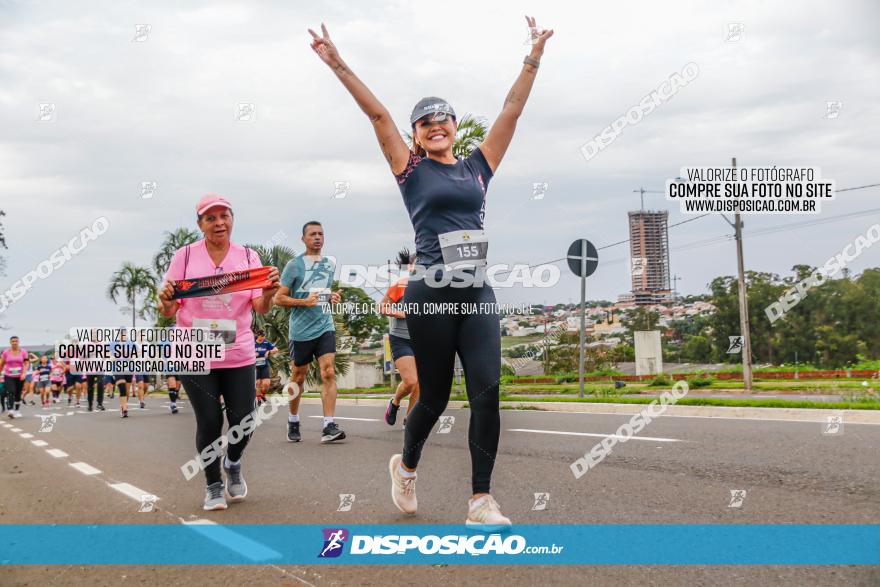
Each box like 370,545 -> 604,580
1,396 -> 878,586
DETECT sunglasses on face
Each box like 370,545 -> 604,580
416,113 -> 454,126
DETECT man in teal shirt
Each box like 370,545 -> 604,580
274,221 -> 344,443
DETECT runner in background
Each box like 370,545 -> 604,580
36,356 -> 52,406
23,353 -> 38,406
166,374 -> 182,414
86,372 -> 105,412
274,221 -> 345,444
113,330 -> 134,418
135,374 -> 147,409
49,357 -> 64,403
0,336 -> 29,418
102,372 -> 115,401
378,248 -> 420,426
64,362 -> 81,407
253,330 -> 278,405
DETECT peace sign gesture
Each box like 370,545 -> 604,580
525,15 -> 554,57
308,23 -> 342,68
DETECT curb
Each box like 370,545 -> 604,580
299,397 -> 880,424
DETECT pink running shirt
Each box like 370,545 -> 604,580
164,239 -> 263,370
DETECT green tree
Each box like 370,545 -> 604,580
682,335 -> 713,362
153,227 -> 201,277
145,228 -> 201,327
622,307 -> 660,333
337,284 -> 387,344
107,263 -> 156,327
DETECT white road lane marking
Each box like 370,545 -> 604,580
508,428 -> 683,442
69,462 -> 101,475
307,416 -> 380,422
46,448 -> 68,458
109,482 -> 156,501
31,440 -> 48,447
10,427 -> 22,432
19,433 -> 33,438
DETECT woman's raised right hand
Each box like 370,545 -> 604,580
308,23 -> 341,68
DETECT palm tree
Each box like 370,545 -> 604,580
403,113 -> 489,158
247,243 -> 352,387
107,263 -> 156,327
153,227 -> 200,277
144,228 -> 200,327
451,114 -> 488,158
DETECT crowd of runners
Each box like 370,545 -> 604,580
0,337 -> 184,417
3,16 -> 551,529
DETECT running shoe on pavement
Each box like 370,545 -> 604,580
321,422 -> 346,443
388,453 -> 417,514
203,481 -> 227,511
465,495 -> 511,531
223,460 -> 247,502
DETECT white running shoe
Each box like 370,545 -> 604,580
388,454 -> 417,514
13,410 -> 22,419
466,495 -> 512,530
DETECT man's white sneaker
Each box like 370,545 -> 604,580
465,495 -> 511,530
388,454 -> 417,514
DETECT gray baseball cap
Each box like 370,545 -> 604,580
409,97 -> 456,126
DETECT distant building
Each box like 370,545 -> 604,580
628,210 -> 672,306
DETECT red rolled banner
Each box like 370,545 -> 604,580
171,266 -> 274,300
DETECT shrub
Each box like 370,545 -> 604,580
687,375 -> 714,388
648,374 -> 672,386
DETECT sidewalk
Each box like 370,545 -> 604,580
299,397 -> 880,425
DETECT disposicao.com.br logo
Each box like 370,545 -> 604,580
318,528 -> 562,558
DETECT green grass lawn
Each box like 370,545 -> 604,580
501,334 -> 545,349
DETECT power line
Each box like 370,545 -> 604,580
363,183 -> 880,289
836,183 -> 880,192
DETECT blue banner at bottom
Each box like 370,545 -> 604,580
1,524 -> 878,565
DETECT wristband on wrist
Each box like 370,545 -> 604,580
524,56 -> 540,68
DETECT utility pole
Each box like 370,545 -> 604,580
731,158 -> 754,392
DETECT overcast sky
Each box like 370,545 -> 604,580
1,0 -> 878,345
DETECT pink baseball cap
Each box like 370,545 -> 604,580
196,193 -> 232,216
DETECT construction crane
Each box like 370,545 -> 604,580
632,187 -> 665,211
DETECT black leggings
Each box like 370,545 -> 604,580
86,375 -> 104,408
402,276 -> 501,494
181,365 -> 256,485
6,378 -> 24,410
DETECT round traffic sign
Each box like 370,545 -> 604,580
566,239 -> 599,277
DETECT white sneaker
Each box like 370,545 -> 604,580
388,454 -> 417,514
13,410 -> 22,419
466,495 -> 511,530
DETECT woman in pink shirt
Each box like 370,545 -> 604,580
158,193 -> 280,511
0,336 -> 30,418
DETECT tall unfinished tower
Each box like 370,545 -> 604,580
628,210 -> 672,306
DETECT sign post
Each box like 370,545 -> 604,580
566,239 -> 599,397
